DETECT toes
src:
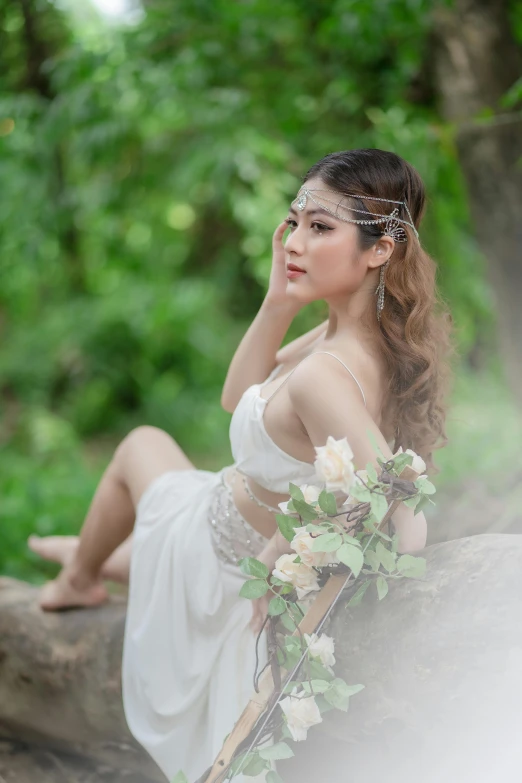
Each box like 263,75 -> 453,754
38,577 -> 108,612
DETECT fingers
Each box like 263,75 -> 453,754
272,220 -> 289,247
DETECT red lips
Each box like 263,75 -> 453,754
287,263 -> 305,272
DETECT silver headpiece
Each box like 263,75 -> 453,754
293,188 -> 418,242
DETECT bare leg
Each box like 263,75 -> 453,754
36,426 -> 194,610
28,535 -> 134,584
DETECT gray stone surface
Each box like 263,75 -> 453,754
279,534 -> 522,782
2,535 -> 522,782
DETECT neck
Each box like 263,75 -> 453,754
325,270 -> 379,341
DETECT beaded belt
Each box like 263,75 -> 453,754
207,470 -> 269,566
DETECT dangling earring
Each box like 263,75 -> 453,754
375,261 -> 389,321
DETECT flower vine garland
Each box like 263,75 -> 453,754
175,437 -> 435,783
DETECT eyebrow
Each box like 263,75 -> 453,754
288,206 -> 338,219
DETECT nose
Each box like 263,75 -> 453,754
284,225 -> 305,256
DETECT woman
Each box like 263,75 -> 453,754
29,149 -> 451,781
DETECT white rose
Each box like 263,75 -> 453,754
279,689 -> 323,741
278,500 -> 295,515
278,484 -> 322,516
272,554 -> 320,599
314,436 -> 355,494
304,632 -> 336,668
354,469 -> 369,486
393,447 -> 427,475
290,527 -> 340,569
301,484 -> 321,505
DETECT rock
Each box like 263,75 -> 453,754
278,534 -> 522,782
0,578 -> 164,781
2,536 -> 522,782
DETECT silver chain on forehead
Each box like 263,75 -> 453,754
293,188 -> 419,242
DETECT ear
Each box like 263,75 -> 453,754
367,236 -> 395,269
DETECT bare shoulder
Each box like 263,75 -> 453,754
275,319 -> 328,365
287,343 -> 384,420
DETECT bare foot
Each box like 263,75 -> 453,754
28,535 -> 131,584
28,535 -> 79,567
39,566 -> 108,612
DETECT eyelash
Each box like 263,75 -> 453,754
285,218 -> 333,234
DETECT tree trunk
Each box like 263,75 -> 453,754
432,0 -> 522,405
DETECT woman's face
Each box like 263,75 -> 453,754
283,177 -> 378,305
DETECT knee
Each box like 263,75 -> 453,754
114,426 -> 172,466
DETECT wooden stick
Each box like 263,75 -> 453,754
203,465 -> 419,782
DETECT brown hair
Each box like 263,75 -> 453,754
305,149 -> 453,472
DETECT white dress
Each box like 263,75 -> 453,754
122,353 -> 366,781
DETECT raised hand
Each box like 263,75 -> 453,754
265,221 -> 296,308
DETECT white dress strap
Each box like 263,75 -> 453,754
264,350 -> 367,407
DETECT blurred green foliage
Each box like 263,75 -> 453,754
0,0 -> 511,580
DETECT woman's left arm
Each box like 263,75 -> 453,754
287,355 -> 427,554
250,356 -> 427,634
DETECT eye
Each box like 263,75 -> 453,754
285,218 -> 298,229
312,222 -> 332,233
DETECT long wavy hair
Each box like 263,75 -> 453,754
305,149 -> 453,472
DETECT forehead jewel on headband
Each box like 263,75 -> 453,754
292,188 -> 419,242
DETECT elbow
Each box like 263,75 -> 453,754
394,510 -> 428,554
220,394 -> 236,414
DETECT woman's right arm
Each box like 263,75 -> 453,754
221,299 -> 301,412
221,221 -> 301,412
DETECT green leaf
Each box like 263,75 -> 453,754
366,429 -> 386,461
415,477 -> 436,495
325,678 -> 364,711
267,772 -> 286,783
364,549 -> 380,572
308,659 -> 335,681
238,557 -> 269,579
376,575 -> 389,600
391,533 -> 400,553
239,579 -> 269,599
276,513 -> 301,542
288,483 -> 304,502
318,490 -> 337,515
365,462 -> 378,483
391,452 -> 413,475
348,482 -> 372,503
293,498 -> 319,522
301,679 -> 331,694
375,541 -> 397,573
337,543 -> 363,577
268,596 -> 287,616
171,772 -> 189,783
403,494 -> 421,508
311,532 -> 342,552
415,494 -> 436,514
397,554 -> 426,578
259,741 -> 294,760
242,753 -> 269,775
369,491 -> 388,523
347,579 -> 371,606
279,611 -> 298,632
